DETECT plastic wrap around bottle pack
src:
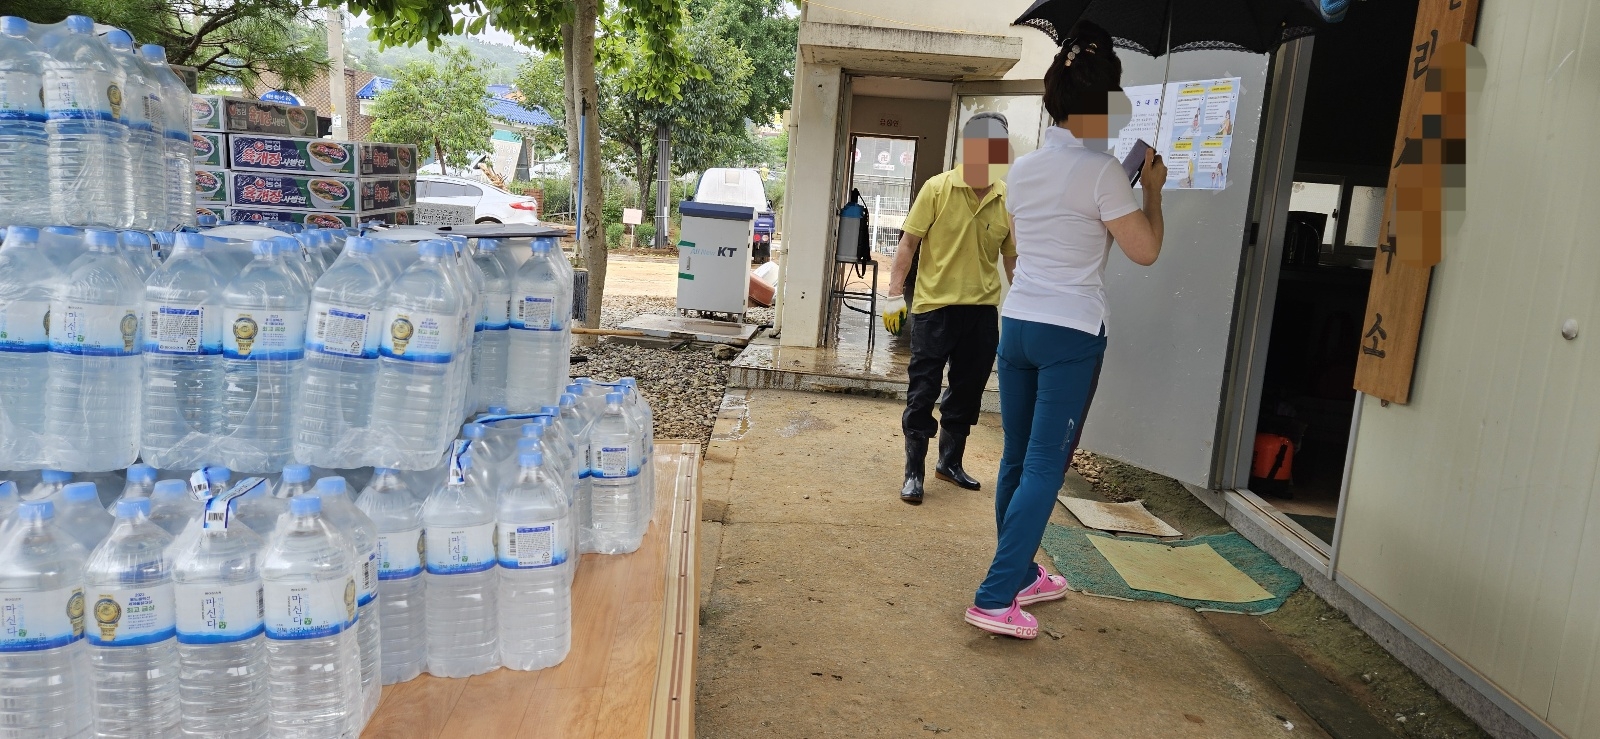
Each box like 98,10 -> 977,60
0,226 -> 62,469
367,241 -> 468,470
137,44 -> 193,229
505,239 -> 572,413
42,16 -> 131,229
292,236 -> 391,469
102,30 -> 165,232
138,232 -> 226,470
0,18 -> 51,229
216,239 -> 308,473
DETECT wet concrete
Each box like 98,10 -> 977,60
696,388 -> 1330,737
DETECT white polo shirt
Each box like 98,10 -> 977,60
1002,126 -> 1141,335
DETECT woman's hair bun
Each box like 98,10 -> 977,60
1043,20 -> 1123,122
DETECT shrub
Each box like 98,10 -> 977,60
636,223 -> 657,248
606,223 -> 625,249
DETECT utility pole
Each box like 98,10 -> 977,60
655,122 -> 671,247
327,8 -> 347,140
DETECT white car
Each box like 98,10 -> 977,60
416,174 -> 541,225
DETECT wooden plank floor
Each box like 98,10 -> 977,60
364,442 -> 702,739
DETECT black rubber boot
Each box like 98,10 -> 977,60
901,436 -> 927,505
934,432 -> 981,491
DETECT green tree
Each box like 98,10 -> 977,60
16,0 -> 329,90
512,53 -> 569,160
369,46 -> 493,173
690,0 -> 797,126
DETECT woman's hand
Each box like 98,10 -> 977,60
1141,149 -> 1167,194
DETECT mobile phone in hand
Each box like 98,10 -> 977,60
1122,139 -> 1153,186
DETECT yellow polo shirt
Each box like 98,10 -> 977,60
901,169 -> 1015,314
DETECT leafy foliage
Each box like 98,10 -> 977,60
689,0 -> 797,125
345,26 -> 528,85
369,46 -> 494,170
16,0 -> 329,90
512,53 -> 569,159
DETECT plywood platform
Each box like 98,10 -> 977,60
363,442 -> 702,739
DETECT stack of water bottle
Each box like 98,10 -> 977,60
0,15 -> 195,231
0,390 -> 661,737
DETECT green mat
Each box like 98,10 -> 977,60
1040,524 -> 1302,615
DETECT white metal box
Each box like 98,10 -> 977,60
676,201 -> 754,315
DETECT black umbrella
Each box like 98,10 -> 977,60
1013,0 -> 1321,56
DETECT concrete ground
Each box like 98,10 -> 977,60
695,389 -> 1332,737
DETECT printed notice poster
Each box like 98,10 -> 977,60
1113,77 -> 1241,191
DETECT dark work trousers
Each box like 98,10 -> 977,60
901,305 -> 1000,444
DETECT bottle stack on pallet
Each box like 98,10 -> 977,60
188,94 -> 420,228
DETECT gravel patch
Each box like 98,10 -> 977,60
573,341 -> 730,446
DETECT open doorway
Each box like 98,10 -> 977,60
1247,0 -> 1420,547
847,135 -> 917,256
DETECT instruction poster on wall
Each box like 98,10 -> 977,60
1114,77 -> 1241,191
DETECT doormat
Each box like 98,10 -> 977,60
1286,514 -> 1335,545
1040,524 -> 1302,615
1058,496 -> 1181,537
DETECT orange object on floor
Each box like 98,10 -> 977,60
748,271 -> 775,307
1250,433 -> 1294,498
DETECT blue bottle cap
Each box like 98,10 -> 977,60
541,406 -> 560,416
45,226 -> 79,237
41,469 -> 71,483
281,464 -> 311,484
418,241 -> 450,259
205,466 -> 230,484
151,479 -> 187,498
559,394 -> 577,408
0,481 -> 14,499
479,238 -> 500,251
85,229 -> 118,249
19,501 -> 54,520
65,15 -> 93,33
115,498 -> 150,518
313,477 -> 347,496
290,496 -> 321,515
251,240 -> 275,256
197,215 -> 218,226
519,451 -> 543,468
174,232 -> 205,250
61,482 -> 97,502
345,236 -> 374,254
565,384 -> 583,395
521,420 -> 546,437
126,464 -> 157,483
121,231 -> 151,249
4,226 -> 39,245
532,239 -> 550,253
105,29 -> 133,50
374,467 -> 398,475
138,44 -> 166,64
462,423 -> 485,439
606,392 -> 624,404
0,17 -> 29,37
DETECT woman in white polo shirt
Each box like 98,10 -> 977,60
964,21 -> 1168,639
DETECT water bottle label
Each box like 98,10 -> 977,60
512,295 -> 560,331
481,291 -> 511,331
43,73 -> 117,122
141,92 -> 164,132
263,578 -> 355,640
86,584 -> 176,647
424,523 -> 497,575
122,88 -> 158,130
222,308 -> 306,360
48,303 -> 141,357
175,582 -> 265,644
0,300 -> 50,353
308,301 -> 380,359
379,307 -> 457,363
358,547 -> 377,605
498,520 -> 567,569
0,76 -> 44,121
376,528 -> 423,580
144,302 -> 221,355
579,443 -> 593,479
595,446 -> 639,479
0,587 -> 86,652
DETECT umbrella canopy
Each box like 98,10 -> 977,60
1013,0 -> 1321,55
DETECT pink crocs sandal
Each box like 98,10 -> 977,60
964,602 -> 1038,639
1016,563 -> 1069,606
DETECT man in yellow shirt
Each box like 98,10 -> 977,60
886,112 -> 1017,505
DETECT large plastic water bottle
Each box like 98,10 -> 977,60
506,239 -> 570,412
496,451 -> 572,670
0,500 -> 92,739
371,241 -> 464,465
0,19 -> 50,228
0,227 -> 58,460
471,239 -> 511,412
618,380 -> 655,534
85,498 -> 180,738
37,225 -> 84,272
170,480 -> 267,739
0,479 -> 18,521
120,231 -> 157,282
103,30 -> 164,231
354,467 -> 424,685
137,44 -> 191,229
259,495 -> 359,738
589,392 -> 644,554
558,391 -> 596,553
232,464 -> 305,539
295,236 -> 386,468
422,443 -> 497,677
273,238 -> 314,294
221,240 -> 308,472
460,422 -> 501,501
55,481 -> 111,551
43,229 -> 143,471
141,232 -> 225,470
43,16 -> 131,229
441,236 -> 482,429
308,476 -> 381,723
146,478 -> 200,538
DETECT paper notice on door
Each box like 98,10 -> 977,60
1113,77 -> 1241,191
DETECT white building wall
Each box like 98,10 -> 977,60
1337,0 -> 1600,734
